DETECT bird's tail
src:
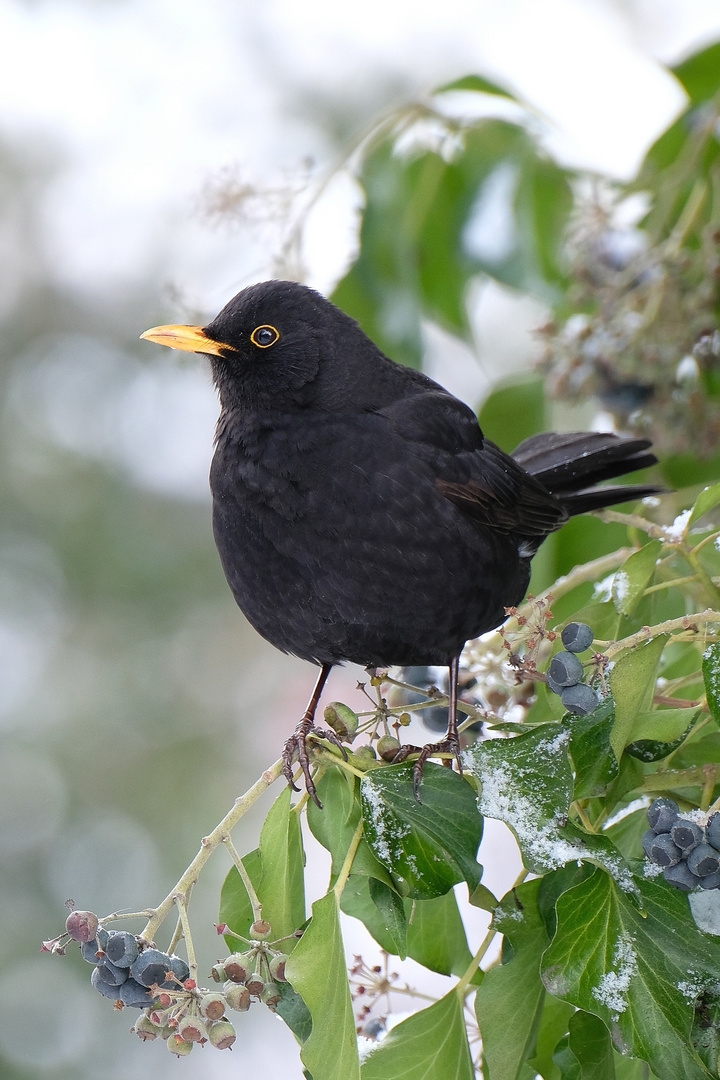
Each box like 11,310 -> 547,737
511,431 -> 662,515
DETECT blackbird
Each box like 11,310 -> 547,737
142,279 -> 661,804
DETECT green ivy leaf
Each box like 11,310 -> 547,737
361,989 -> 474,1080
255,785 -> 306,939
286,891 -> 361,1080
360,762 -> 483,899
611,541 -> 662,616
541,869 -> 720,1080
405,890 -> 474,979
702,642 -> 720,723
219,847 -> 263,950
689,481 -> 720,527
609,636 -> 668,758
218,787 -> 305,946
565,698 -> 618,800
461,724 -> 574,874
567,1010 -> 616,1080
308,770 -> 402,953
475,878 -> 550,1080
367,878 -> 406,958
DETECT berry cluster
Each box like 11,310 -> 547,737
545,622 -> 599,715
643,797 -> 720,891
57,909 -> 290,1055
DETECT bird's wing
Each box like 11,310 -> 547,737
378,391 -> 566,537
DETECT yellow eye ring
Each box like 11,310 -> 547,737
250,324 -> 279,348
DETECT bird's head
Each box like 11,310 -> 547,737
141,279 -> 388,411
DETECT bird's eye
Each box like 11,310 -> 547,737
250,324 -> 279,348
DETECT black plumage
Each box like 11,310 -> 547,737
142,279 -> 661,802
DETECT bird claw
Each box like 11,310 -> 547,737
393,735 -> 463,800
282,723 -> 348,808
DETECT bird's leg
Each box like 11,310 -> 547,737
282,662 -> 347,808
394,656 -> 463,799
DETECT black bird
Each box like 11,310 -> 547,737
142,279 -> 661,803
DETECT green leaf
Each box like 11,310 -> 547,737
702,642 -> 720,723
286,890 -> 360,1080
611,541 -> 662,616
461,724 -> 574,873
361,989 -> 474,1080
219,847 -> 263,950
568,1010 -> 615,1079
624,707 -> 700,761
218,788 -> 306,947
405,890 -> 473,978
275,981 -> 313,1045
475,878 -> 549,1080
689,481 -> 720,527
673,40 -> 720,104
541,869 -> 720,1080
565,698 -> 618,800
256,785 -> 306,939
435,73 -> 518,99
360,762 -> 483,899
308,770 -> 402,952
367,878 -> 407,957
609,635 -> 668,759
527,993 -> 575,1080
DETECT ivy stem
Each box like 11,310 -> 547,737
173,893 -> 198,983
139,758 -> 284,943
455,927 -> 496,998
603,610 -> 720,660
573,802 -> 596,833
223,835 -> 263,924
333,818 -> 365,899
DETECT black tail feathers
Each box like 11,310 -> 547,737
511,431 -> 662,515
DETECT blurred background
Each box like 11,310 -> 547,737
3,1 -> 720,1076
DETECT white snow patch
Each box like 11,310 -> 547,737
592,932 -> 638,1018
592,572 -> 617,602
604,796 -> 651,830
663,509 -> 692,543
612,570 -> 630,606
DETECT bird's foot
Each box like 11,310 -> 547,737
282,721 -> 348,808
393,733 -> 463,800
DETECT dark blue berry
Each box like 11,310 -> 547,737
104,931 -> 139,969
687,843 -> 720,878
641,829 -> 657,858
91,965 -> 123,1000
647,797 -> 679,833
131,949 -> 174,988
699,871 -> 720,890
561,622 -> 594,653
560,683 -> 599,715
119,978 -> 155,1008
547,651 -> 583,688
662,861 -> 700,891
95,958 -> 129,986
165,955 -> 190,985
647,832 -> 682,867
707,813 -> 720,850
670,819 -> 704,852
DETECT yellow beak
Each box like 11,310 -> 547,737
140,323 -> 230,358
